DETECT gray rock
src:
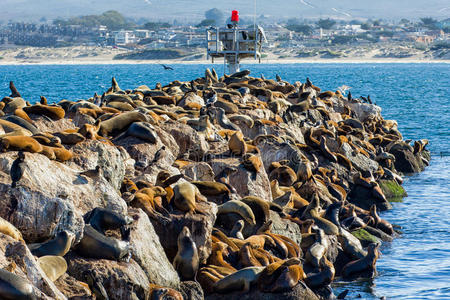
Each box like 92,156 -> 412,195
128,208 -> 180,288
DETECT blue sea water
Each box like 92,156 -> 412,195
1,63 -> 449,299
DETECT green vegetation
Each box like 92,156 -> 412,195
431,41 -> 450,50
196,19 -> 215,27
351,228 -> 379,245
331,35 -> 356,45
420,17 -> 439,30
261,54 -> 268,58
0,56 -> 3,60
379,180 -> 407,199
53,10 -> 133,30
317,18 -> 336,30
143,22 -> 171,31
285,24 -> 313,35
114,49 -> 190,60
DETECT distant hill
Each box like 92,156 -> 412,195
1,0 -> 449,22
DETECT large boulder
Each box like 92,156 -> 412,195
0,151 -> 126,243
128,208 -> 180,288
209,158 -> 272,202
70,139 -> 129,190
149,201 -> 217,265
66,253 -> 150,300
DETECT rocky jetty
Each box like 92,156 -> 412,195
0,71 -> 429,300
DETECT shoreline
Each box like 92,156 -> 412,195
0,58 -> 449,66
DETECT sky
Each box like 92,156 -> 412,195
0,0 -> 449,22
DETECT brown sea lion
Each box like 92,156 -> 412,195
0,136 -> 42,153
98,111 -> 148,137
213,266 -> 265,293
173,182 -> 207,214
0,269 -> 35,300
23,104 -> 65,120
38,255 -> 67,282
228,131 -> 247,156
342,243 -> 380,278
28,230 -> 75,257
0,216 -> 23,241
173,226 -> 199,281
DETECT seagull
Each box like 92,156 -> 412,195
161,64 -> 174,70
205,91 -> 217,106
338,85 -> 351,95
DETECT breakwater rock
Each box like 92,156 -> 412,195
0,71 -> 429,299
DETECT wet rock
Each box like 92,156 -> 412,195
388,144 -> 422,174
348,185 -> 392,211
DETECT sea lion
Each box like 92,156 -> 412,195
28,230 -> 75,257
257,258 -> 305,293
3,97 -> 26,114
38,255 -> 67,282
370,205 -> 394,235
1,136 -> 43,153
230,220 -> 245,240
84,207 -> 133,237
214,167 -> 238,194
242,153 -> 262,177
1,115 -> 38,135
0,216 -> 23,241
114,122 -> 157,143
305,229 -> 327,268
213,266 -> 265,293
0,269 -> 35,300
323,202 -> 343,227
53,131 -> 85,145
228,114 -> 254,128
191,181 -> 230,197
23,104 -> 65,120
304,256 -> 335,289
76,224 -> 130,261
173,226 -> 199,281
342,243 -> 380,278
269,165 -> 297,186
51,146 -> 73,162
98,111 -> 148,137
10,151 -> 25,188
173,182 -> 207,214
82,269 -> 109,300
309,207 -> 340,236
8,81 -> 21,98
207,107 -> 240,131
149,284 -> 183,300
228,131 -> 247,156
217,200 -> 256,225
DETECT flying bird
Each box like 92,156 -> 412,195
161,64 -> 174,70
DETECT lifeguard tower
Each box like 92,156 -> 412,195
206,10 -> 266,74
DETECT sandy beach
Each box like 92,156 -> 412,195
0,45 -> 448,65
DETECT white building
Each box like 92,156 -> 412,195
114,30 -> 136,45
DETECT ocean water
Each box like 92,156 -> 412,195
1,63 -> 449,299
